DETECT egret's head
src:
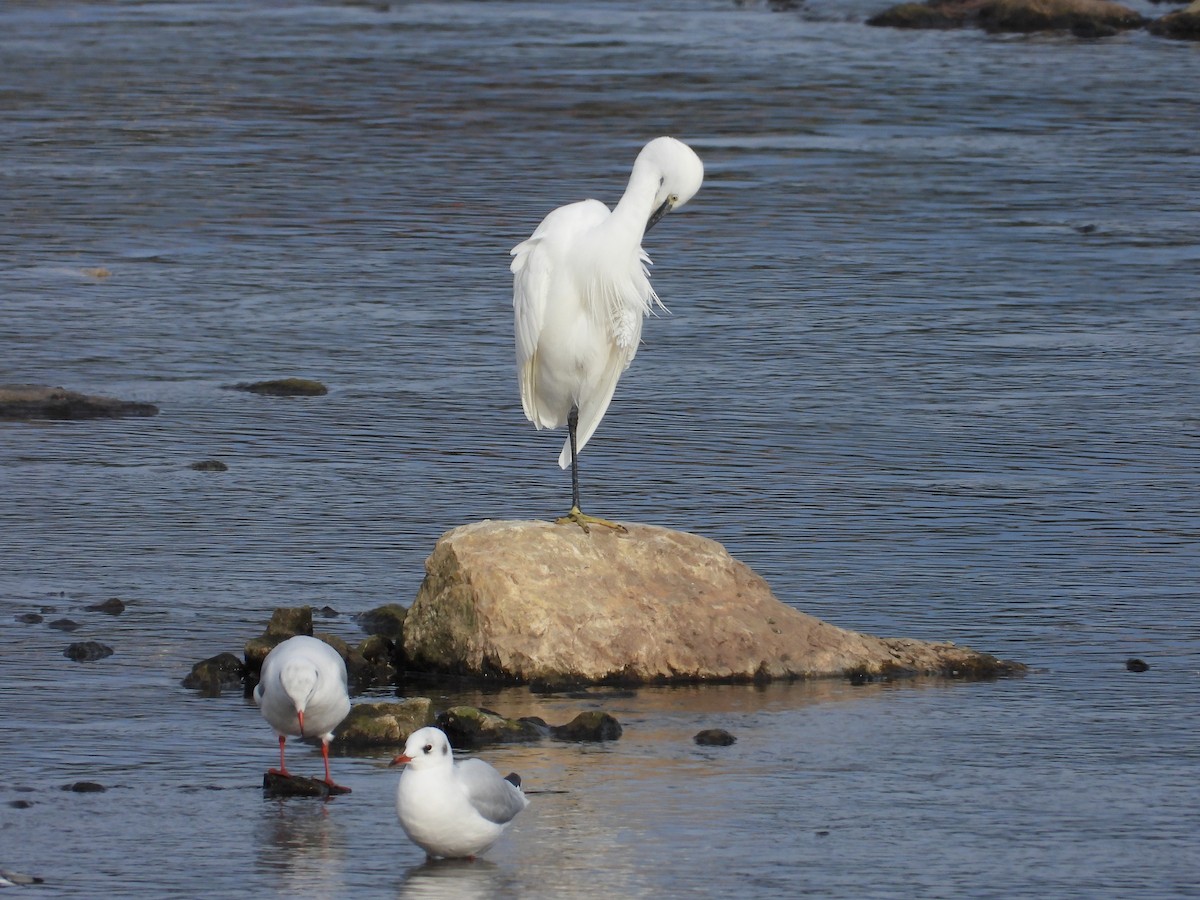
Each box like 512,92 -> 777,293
389,726 -> 454,770
640,136 -> 704,231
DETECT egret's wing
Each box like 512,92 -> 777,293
457,758 -> 530,825
511,199 -> 610,425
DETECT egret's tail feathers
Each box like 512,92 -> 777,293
558,439 -> 571,470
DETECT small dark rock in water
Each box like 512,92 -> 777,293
550,711 -> 623,742
315,605 -> 339,618
63,781 -> 107,793
694,728 -> 737,747
189,459 -> 228,472
262,771 -> 350,798
48,618 -> 81,632
232,378 -> 328,397
15,613 -> 43,624
86,597 -> 126,615
182,652 -> 248,696
8,799 -> 34,809
1125,658 -> 1150,672
64,641 -> 114,662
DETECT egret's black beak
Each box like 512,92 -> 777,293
646,198 -> 672,232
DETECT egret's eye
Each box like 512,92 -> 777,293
423,744 -> 433,754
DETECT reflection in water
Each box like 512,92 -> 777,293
256,800 -> 344,899
398,858 -> 521,900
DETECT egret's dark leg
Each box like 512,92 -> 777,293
569,406 -> 582,512
556,406 -> 626,534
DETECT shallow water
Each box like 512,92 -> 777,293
2,1 -> 1198,897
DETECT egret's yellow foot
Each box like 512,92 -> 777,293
555,506 -> 628,534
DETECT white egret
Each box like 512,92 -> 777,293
391,726 -> 529,860
254,635 -> 352,788
511,136 -> 703,532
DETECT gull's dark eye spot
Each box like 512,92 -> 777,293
423,744 -> 433,754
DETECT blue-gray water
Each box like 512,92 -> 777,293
2,1 -> 1198,897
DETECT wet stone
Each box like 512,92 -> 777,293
262,772 -> 350,798
62,781 -> 106,793
549,711 -> 623,742
0,383 -> 159,420
332,699 -> 435,750
355,604 -> 408,642
436,706 -> 546,747
86,597 -> 126,615
48,618 -> 80,632
232,378 -> 328,397
15,613 -> 43,624
64,641 -> 113,662
1125,658 -> 1150,672
244,606 -> 314,675
182,652 -> 248,696
189,459 -> 228,472
694,728 -> 737,746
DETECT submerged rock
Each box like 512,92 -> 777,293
436,706 -> 545,747
189,459 -> 229,472
15,613 -> 43,624
85,597 -> 126,615
549,711 -> 623,742
332,699 -> 435,750
0,384 -> 159,420
182,652 -> 248,696
64,641 -> 113,662
1125,657 -> 1150,672
694,729 -> 738,746
867,0 -> 1145,32
402,521 -> 1022,685
231,378 -> 328,397
48,618 -> 80,632
62,781 -> 106,793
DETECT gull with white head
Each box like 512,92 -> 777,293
391,726 -> 529,860
512,136 -> 704,532
254,635 -> 352,789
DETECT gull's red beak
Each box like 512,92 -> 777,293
389,754 -> 413,767
296,710 -> 305,738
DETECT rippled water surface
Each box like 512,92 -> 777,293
2,1 -> 1198,897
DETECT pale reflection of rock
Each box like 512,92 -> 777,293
255,801 -> 344,899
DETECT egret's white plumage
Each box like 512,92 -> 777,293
512,136 -> 703,528
254,635 -> 351,787
392,726 -> 529,860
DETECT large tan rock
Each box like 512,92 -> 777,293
402,521 -> 1022,684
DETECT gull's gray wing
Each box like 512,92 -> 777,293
458,758 -> 530,825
